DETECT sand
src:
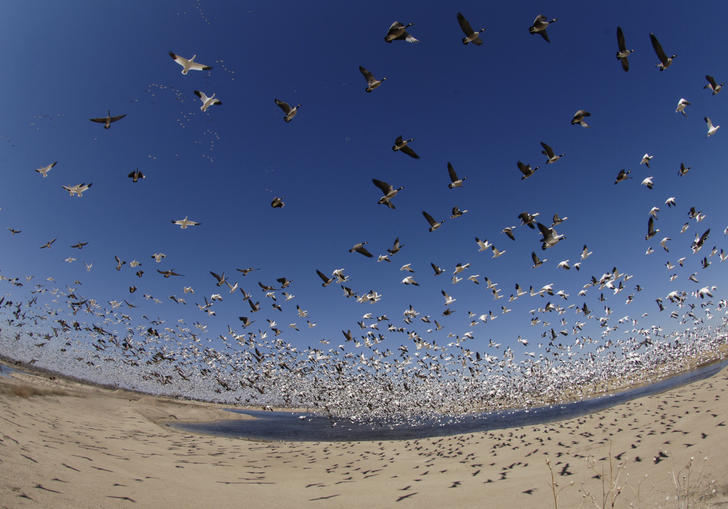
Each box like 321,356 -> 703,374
1,364 -> 728,508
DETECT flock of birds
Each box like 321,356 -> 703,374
1,11 -> 728,424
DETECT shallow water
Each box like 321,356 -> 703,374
174,359 -> 728,442
0,363 -> 17,378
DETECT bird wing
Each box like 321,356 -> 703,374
194,90 -> 208,102
275,99 -> 292,114
89,117 -> 107,123
422,211 -> 436,226
706,75 -> 717,88
540,142 -> 554,158
616,26 -> 626,51
447,162 -> 458,182
401,145 -> 420,159
457,12 -> 475,36
372,178 -> 392,194
356,245 -> 373,257
620,56 -> 630,72
109,114 -> 126,123
516,161 -> 530,176
650,33 -> 668,64
359,65 -> 375,83
538,30 -> 550,43
188,60 -> 212,71
316,269 -> 330,284
536,222 -> 551,238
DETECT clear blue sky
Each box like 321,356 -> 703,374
1,0 -> 728,364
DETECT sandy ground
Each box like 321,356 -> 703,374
1,365 -> 728,508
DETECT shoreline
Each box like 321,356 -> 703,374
2,350 -> 728,507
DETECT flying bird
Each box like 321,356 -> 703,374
359,66 -> 386,93
531,251 -> 547,268
540,142 -> 564,164
536,222 -> 564,250
517,161 -> 539,180
451,206 -> 468,218
529,14 -> 557,42
35,161 -> 57,178
384,21 -> 419,43
571,110 -> 591,127
650,33 -> 676,71
519,211 -> 540,229
447,162 -> 465,188
675,98 -> 690,116
172,216 -> 200,229
169,52 -> 212,74
270,197 -> 285,208
423,211 -> 444,232
640,154 -> 653,167
392,136 -> 419,159
615,27 -> 634,71
274,98 -> 300,123
704,75 -> 723,95
456,12 -> 485,45
401,276 -> 419,286
89,110 -> 126,129
158,269 -> 183,278
678,163 -> 690,176
646,216 -> 659,240
40,238 -> 56,249
194,90 -> 221,112
349,242 -> 373,258
641,176 -> 654,189
62,183 -> 93,197
387,237 -> 404,255
705,117 -> 720,137
316,269 -> 333,287
128,169 -> 145,182
614,169 -> 631,184
372,178 -> 403,209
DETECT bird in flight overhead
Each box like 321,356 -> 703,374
35,161 -> 57,178
705,117 -> 720,137
540,142 -> 564,164
274,99 -> 300,123
447,162 -> 466,188
384,21 -> 419,43
529,14 -> 557,42
171,216 -> 200,229
62,183 -> 93,197
422,211 -> 444,232
194,90 -> 222,112
650,33 -> 676,71
704,75 -> 723,95
372,178 -> 403,209
571,110 -> 591,127
456,12 -> 485,46
89,110 -> 126,129
359,66 -> 387,93
392,136 -> 419,159
128,169 -> 145,182
169,52 -> 212,75
615,26 -> 634,71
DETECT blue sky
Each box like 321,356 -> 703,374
1,0 -> 728,363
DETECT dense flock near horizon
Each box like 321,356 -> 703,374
2,9 -> 728,424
